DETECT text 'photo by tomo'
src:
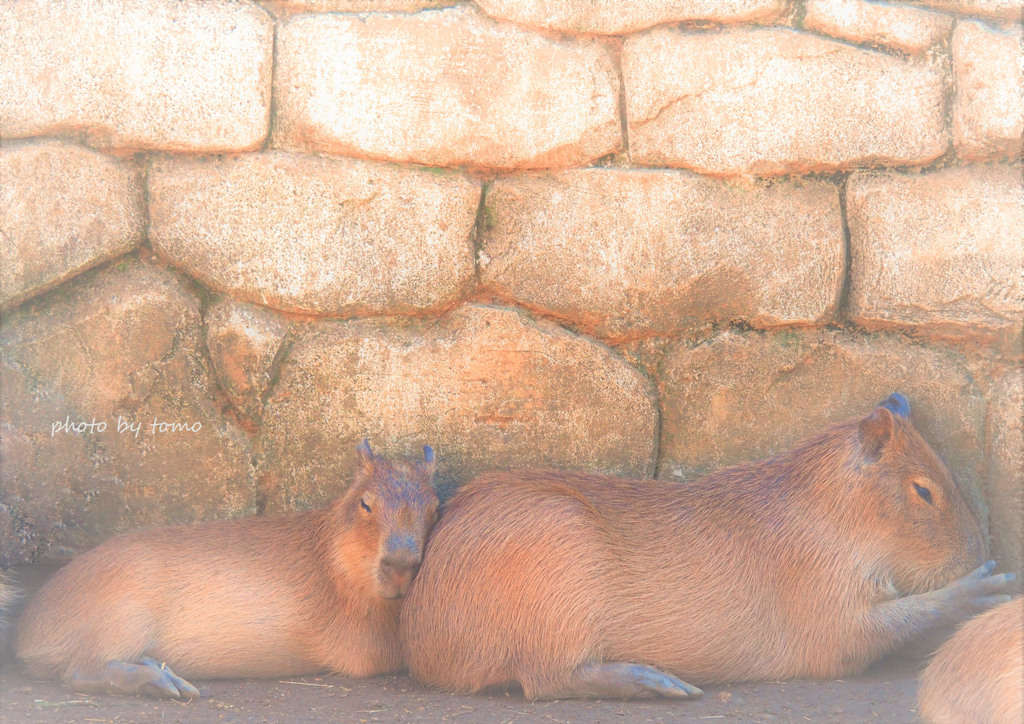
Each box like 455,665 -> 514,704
0,0 -> 1021,723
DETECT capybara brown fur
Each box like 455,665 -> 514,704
918,597 -> 1023,724
16,441 -> 438,698
401,394 -> 1016,700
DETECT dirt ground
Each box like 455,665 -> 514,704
1,565 -> 926,724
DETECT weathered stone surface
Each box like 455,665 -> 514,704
987,367 -> 1023,575
0,142 -> 143,311
256,304 -> 657,512
0,0 -> 272,152
657,330 -> 988,526
624,28 -> 948,176
473,0 -> 785,35
847,165 -> 1023,349
149,152 -> 479,315
480,170 -> 843,340
907,0 -> 1022,20
259,0 -> 452,14
0,260 -> 254,564
953,21 -> 1024,161
206,298 -> 290,422
273,6 -> 621,169
804,0 -> 952,54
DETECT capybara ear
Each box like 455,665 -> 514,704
421,445 -> 436,480
356,438 -> 375,471
859,406 -> 895,461
880,392 -> 911,419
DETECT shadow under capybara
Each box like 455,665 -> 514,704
401,394 -> 1015,700
16,440 -> 438,698
918,597 -> 1023,724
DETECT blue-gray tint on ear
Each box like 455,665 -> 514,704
423,445 -> 434,464
881,393 -> 910,419
357,438 -> 373,457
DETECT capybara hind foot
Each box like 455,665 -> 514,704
68,658 -> 201,699
534,662 -> 703,700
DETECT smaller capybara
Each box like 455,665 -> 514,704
402,394 -> 1016,700
918,597 -> 1023,724
16,440 -> 438,698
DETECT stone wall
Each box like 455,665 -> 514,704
1,0 -> 1021,574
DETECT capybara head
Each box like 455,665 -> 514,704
855,393 -> 984,595
331,440 -> 438,600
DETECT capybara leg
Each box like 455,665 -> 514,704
67,659 -> 200,699
872,561 -> 1015,654
533,662 -> 702,701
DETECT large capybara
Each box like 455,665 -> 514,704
16,440 -> 438,698
401,394 -> 1015,700
918,597 -> 1023,724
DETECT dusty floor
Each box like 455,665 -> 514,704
0,565 -> 925,723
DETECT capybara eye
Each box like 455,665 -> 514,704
913,482 -> 933,505
360,498 -> 372,514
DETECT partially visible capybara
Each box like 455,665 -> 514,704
16,440 -> 438,698
402,394 -> 1015,700
918,597 -> 1023,724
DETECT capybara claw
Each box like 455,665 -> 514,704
140,657 -> 200,699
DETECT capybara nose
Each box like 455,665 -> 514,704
380,553 -> 421,595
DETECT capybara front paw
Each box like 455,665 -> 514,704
939,561 -> 1016,624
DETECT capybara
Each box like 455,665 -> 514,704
918,597 -> 1023,724
16,440 -> 438,698
401,394 -> 1015,700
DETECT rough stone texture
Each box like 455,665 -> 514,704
657,330 -> 989,528
149,152 -> 479,316
273,6 -> 621,169
0,260 -> 254,565
624,28 -> 948,176
473,0 -> 786,35
953,21 -> 1024,161
987,367 -> 1023,575
480,170 -> 844,340
256,304 -> 657,513
0,0 -> 273,152
206,298 -> 290,422
907,0 -> 1022,20
804,0 -> 953,55
0,142 -> 143,311
847,165 -> 1023,349
259,0 -> 453,14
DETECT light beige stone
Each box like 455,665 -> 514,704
847,165 -> 1023,349
473,0 -> 785,35
0,0 -> 273,152
0,260 -> 254,564
804,0 -> 952,54
480,169 -> 843,340
987,367 -> 1023,574
273,6 -> 621,169
206,298 -> 290,422
624,28 -> 948,176
256,304 -> 657,512
907,0 -> 1022,20
657,330 -> 988,526
259,0 -> 452,15
953,21 -> 1024,161
0,142 -> 143,310
149,152 -> 479,316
